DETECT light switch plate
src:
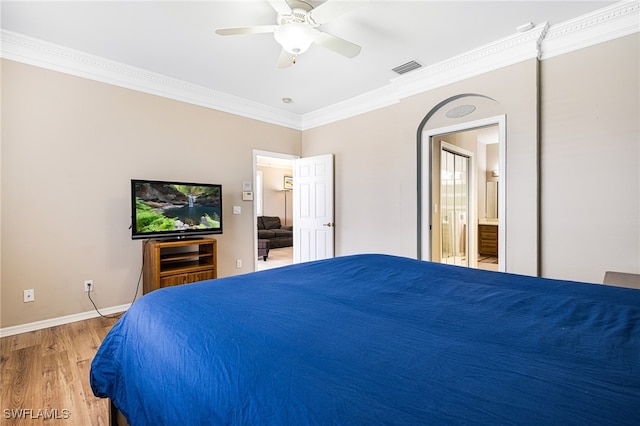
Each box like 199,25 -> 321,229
233,205 -> 241,215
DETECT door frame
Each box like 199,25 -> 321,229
420,115 -> 506,271
252,150 -> 299,271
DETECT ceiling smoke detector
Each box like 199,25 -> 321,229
517,22 -> 534,32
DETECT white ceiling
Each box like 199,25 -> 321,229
1,1 -> 614,116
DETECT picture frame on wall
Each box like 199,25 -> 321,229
284,176 -> 293,190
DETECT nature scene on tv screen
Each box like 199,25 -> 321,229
135,182 -> 221,233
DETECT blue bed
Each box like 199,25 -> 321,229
90,254 -> 640,425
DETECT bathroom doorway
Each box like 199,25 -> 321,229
420,116 -> 505,272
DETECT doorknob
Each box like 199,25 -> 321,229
323,222 -> 334,227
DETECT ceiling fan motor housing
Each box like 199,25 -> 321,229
277,5 -> 318,27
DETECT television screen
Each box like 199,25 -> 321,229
131,179 -> 222,240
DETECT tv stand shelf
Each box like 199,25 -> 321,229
143,238 -> 217,294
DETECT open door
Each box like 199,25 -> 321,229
293,154 -> 335,263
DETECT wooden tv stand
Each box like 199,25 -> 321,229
142,238 -> 217,294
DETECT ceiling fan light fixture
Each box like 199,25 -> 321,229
274,23 -> 316,55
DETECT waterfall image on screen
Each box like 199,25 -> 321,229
132,180 -> 222,238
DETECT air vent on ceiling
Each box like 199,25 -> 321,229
392,60 -> 422,75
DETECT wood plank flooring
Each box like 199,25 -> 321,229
1,315 -> 121,425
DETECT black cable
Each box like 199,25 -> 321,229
87,290 -> 123,319
86,239 -> 148,319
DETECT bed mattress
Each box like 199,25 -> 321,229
91,254 -> 640,425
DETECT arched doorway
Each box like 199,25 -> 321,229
417,94 -> 506,271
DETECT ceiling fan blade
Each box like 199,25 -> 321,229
267,0 -> 292,16
215,25 -> 278,36
309,0 -> 365,25
277,48 -> 295,69
314,30 -> 361,58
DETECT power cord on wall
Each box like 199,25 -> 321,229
86,239 -> 148,319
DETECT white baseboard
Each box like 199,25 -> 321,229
0,304 -> 131,338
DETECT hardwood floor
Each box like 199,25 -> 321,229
1,315 -> 121,425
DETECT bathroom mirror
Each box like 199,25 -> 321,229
486,182 -> 498,218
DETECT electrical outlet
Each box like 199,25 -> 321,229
84,280 -> 94,292
24,289 -> 35,303
236,259 -> 242,269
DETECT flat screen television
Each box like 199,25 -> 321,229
131,179 -> 223,240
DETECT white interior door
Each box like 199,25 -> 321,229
293,154 -> 335,263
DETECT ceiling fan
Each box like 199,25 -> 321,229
215,0 -> 363,68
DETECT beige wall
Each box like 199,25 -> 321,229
2,34 -> 638,329
303,35 -> 638,282
303,59 -> 540,274
540,34 -> 640,282
302,105 -> 420,258
1,60 -> 301,327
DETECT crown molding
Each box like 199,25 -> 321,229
0,30 -> 303,130
301,22 -> 549,130
1,1 -> 637,131
540,0 -> 639,60
304,1 -> 639,129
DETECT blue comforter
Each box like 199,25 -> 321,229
91,254 -> 640,425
